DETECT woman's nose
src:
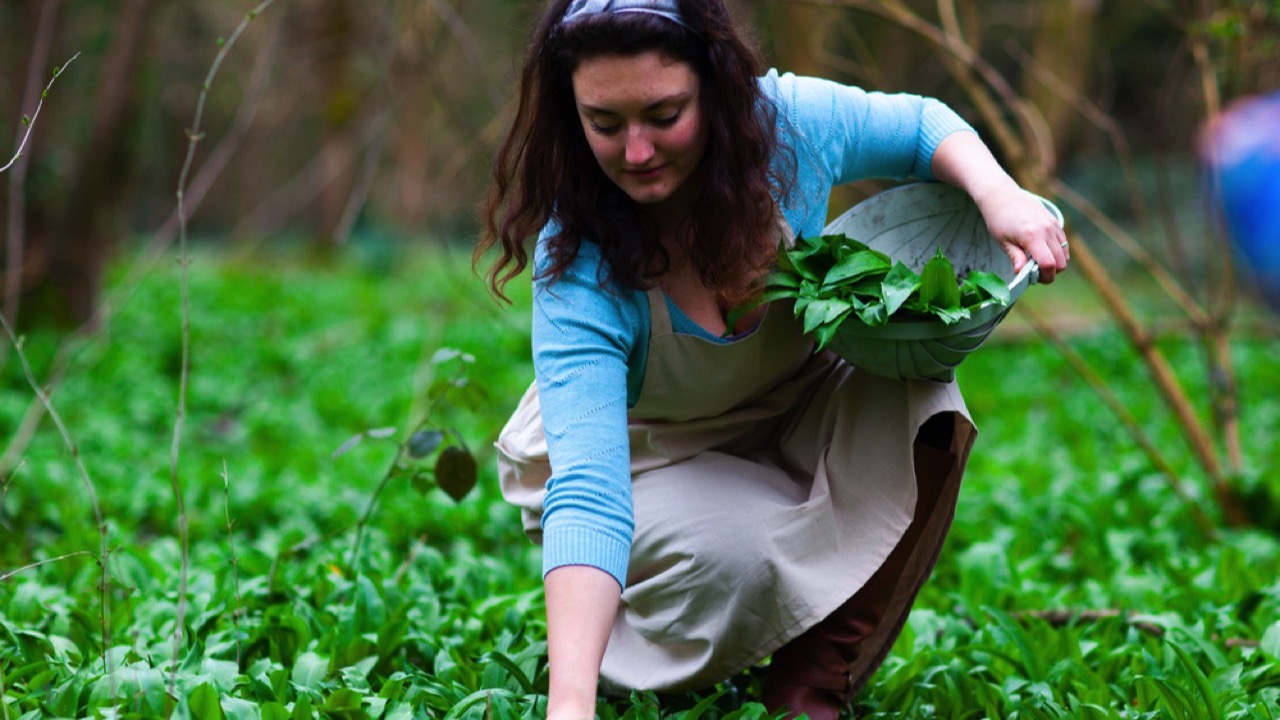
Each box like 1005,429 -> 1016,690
625,129 -> 655,165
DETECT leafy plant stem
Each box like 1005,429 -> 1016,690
168,0 -> 277,693
347,443 -> 410,573
0,52 -> 79,175
0,313 -> 112,694
222,460 -> 244,666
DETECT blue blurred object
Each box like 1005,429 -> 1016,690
1204,92 -> 1280,309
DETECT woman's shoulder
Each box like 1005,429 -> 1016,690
533,229 -> 647,325
759,69 -> 870,116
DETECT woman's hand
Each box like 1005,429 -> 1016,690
929,131 -> 1069,283
971,182 -> 1069,283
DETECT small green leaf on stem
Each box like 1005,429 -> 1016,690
21,115 -> 31,126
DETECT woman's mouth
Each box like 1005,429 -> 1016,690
625,165 -> 666,180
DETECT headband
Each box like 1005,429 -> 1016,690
559,0 -> 691,30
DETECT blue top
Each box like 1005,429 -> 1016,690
530,70 -> 976,589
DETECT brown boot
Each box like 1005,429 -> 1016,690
762,415 -> 958,719
761,596 -> 876,719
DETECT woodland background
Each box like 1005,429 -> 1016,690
2,0 -> 1278,327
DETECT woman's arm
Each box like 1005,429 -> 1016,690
929,130 -> 1070,283
545,565 -> 623,719
530,239 -> 645,718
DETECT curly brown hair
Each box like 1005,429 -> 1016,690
477,0 -> 794,308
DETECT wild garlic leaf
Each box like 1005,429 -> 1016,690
813,319 -> 843,349
933,305 -> 971,325
824,250 -> 891,288
919,247 -> 962,310
963,270 -> 1011,306
881,262 -> 920,315
771,235 -> 1012,337
765,271 -> 802,291
803,298 -> 854,334
855,301 -> 888,328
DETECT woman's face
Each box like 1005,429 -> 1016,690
571,51 -> 709,214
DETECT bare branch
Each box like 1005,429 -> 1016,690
4,0 -> 61,327
1017,305 -> 1218,539
1,551 -> 94,583
168,0 -> 279,695
0,52 -> 79,175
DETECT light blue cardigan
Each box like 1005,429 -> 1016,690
528,70 -> 976,589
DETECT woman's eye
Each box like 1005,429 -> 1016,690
652,113 -> 680,127
590,121 -> 620,136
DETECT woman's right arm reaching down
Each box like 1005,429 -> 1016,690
530,238 -> 646,719
546,565 -> 623,719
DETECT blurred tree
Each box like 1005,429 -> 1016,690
49,0 -> 156,327
2,0 -> 1278,330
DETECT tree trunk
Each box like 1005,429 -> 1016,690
48,0 -> 155,328
301,0 -> 361,250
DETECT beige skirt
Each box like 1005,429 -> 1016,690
497,289 -> 974,693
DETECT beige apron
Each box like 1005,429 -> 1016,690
496,281 -> 975,694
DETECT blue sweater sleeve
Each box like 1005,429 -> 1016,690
532,234 -> 646,590
769,71 -> 976,186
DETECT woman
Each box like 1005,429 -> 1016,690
477,1 -> 1068,717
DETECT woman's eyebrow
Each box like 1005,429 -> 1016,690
579,92 -> 692,115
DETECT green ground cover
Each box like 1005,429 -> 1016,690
1,244 -> 1279,718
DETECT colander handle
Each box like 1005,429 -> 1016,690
1022,193 -> 1066,286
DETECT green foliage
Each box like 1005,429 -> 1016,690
766,236 -> 1011,349
2,246 -> 1279,718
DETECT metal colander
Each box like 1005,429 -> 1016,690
820,182 -> 1063,382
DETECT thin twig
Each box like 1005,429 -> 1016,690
393,536 -> 427,586
1050,182 -> 1208,327
1003,39 -> 1151,241
167,0 -> 278,695
141,11 -> 281,267
4,0 -> 61,329
1018,305 -> 1218,539
0,551 -> 94,582
427,0 -> 505,111
348,444 -> 410,572
1012,608 -> 1165,638
0,53 -> 79,175
0,8 -> 281,488
0,313 -> 110,687
1040,199 -> 1245,526
0,459 -> 23,531
221,460 -> 244,667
